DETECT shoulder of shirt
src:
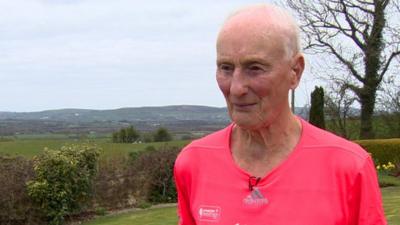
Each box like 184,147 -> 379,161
175,124 -> 231,167
301,118 -> 370,161
184,124 -> 231,151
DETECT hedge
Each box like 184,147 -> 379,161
5,139 -> 397,224
0,156 -> 44,225
91,145 -> 180,211
131,145 -> 180,204
355,138 -> 400,166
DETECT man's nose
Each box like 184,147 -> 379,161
230,69 -> 249,96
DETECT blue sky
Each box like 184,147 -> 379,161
0,0 -> 317,112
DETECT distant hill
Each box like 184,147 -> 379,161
0,105 -> 311,136
0,105 -> 229,122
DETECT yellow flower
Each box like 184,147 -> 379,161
386,162 -> 395,170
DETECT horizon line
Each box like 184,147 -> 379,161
0,104 -> 231,113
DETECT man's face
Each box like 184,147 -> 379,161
216,18 -> 298,130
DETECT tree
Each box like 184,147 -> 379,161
377,77 -> 400,137
141,132 -> 154,143
112,132 -> 119,143
119,128 -> 127,143
112,126 -> 141,143
286,0 -> 400,139
309,86 -> 326,129
325,82 -> 358,139
125,126 -> 140,143
153,127 -> 172,142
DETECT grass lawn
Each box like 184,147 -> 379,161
381,186 -> 400,224
81,206 -> 178,225
82,186 -> 400,225
0,139 -> 189,158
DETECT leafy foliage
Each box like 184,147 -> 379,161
355,138 -> 400,177
309,86 -> 326,129
27,144 -> 100,225
153,127 -> 172,142
112,126 -> 140,143
132,145 -> 180,203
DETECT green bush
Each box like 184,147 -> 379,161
27,144 -> 100,225
309,86 -> 325,129
355,139 -> 400,179
153,127 -> 172,142
355,138 -> 400,166
94,207 -> 107,216
132,145 -> 180,204
112,126 -> 140,143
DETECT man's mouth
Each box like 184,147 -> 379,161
233,103 -> 257,110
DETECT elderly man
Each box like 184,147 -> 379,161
174,4 -> 386,225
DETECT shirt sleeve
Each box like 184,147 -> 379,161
349,156 -> 387,225
174,154 -> 196,225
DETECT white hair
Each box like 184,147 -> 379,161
224,4 -> 301,59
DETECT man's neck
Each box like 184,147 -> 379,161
231,113 -> 302,177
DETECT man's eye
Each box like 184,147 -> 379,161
219,64 -> 233,72
249,65 -> 263,71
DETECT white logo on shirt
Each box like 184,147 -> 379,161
198,205 -> 221,222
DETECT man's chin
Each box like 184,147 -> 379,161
231,115 -> 258,129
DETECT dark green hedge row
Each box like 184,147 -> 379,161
355,138 -> 400,166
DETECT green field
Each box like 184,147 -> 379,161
0,138 -> 189,158
81,186 -> 400,225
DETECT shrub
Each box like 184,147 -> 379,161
355,138 -> 400,179
309,86 -> 326,129
141,132 -> 154,143
27,144 -> 100,225
355,138 -> 400,167
94,207 -> 107,216
0,156 -> 43,225
378,173 -> 400,187
112,126 -> 140,143
132,145 -> 180,203
92,145 -> 180,210
93,155 -> 137,210
153,127 -> 172,142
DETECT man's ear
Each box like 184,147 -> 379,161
289,53 -> 305,90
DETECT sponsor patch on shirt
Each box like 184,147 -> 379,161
198,205 -> 221,222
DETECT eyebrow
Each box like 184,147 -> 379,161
241,57 -> 269,65
216,56 -> 270,65
216,56 -> 231,64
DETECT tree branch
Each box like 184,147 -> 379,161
345,0 -> 375,14
379,50 -> 400,82
318,36 -> 365,83
339,0 -> 367,50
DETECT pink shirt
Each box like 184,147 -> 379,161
174,119 -> 387,225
